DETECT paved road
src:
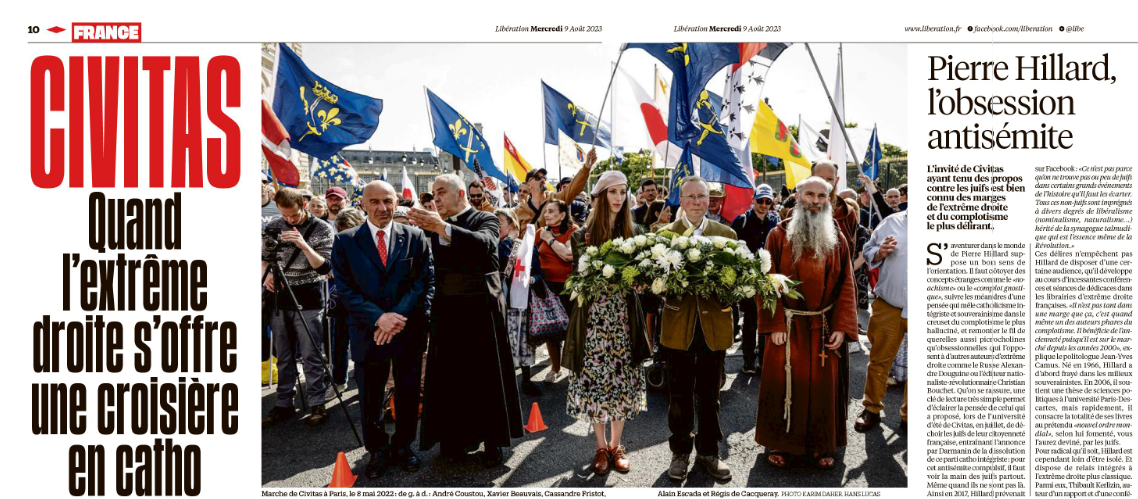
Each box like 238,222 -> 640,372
262,337 -> 908,489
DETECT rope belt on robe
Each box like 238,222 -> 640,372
780,302 -> 839,432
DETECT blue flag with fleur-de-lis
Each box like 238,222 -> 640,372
541,81 -> 611,148
311,153 -> 365,195
688,90 -> 750,190
666,143 -> 695,207
624,43 -> 739,142
271,44 -> 383,160
425,88 -> 507,184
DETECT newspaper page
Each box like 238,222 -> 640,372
5,1 -> 1134,498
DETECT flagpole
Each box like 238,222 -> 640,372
422,86 -> 444,175
610,61 -> 617,172
655,63 -> 664,178
541,81 -> 549,174
750,60 -> 775,189
839,43 -> 849,187
804,44 -> 860,169
839,44 -> 847,131
590,48 -> 625,151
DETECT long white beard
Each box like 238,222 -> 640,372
787,202 -> 838,263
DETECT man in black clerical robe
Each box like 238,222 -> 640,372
407,173 -> 524,468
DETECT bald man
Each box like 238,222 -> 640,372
332,181 -> 435,478
811,161 -> 860,255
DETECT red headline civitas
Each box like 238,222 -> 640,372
30,56 -> 242,189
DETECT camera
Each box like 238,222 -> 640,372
263,227 -> 282,252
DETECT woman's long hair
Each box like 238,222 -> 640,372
586,185 -> 635,244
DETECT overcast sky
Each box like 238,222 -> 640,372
298,42 -> 908,166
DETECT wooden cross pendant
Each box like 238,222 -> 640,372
819,350 -> 827,367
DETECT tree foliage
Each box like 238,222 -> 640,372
594,150 -> 660,187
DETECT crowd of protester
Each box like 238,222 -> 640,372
259,152 -> 908,480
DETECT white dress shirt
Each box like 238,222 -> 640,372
863,211 -> 907,318
366,219 -> 395,328
366,218 -> 394,259
440,205 -> 474,246
680,215 -> 709,236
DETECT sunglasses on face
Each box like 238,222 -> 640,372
756,198 -> 773,205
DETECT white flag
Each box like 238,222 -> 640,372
799,119 -> 828,163
721,59 -> 768,186
557,130 -> 584,181
828,50 -> 847,188
509,225 -> 536,309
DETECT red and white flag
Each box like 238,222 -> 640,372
509,225 -> 536,309
261,100 -> 300,187
615,66 -> 681,168
401,166 -> 417,200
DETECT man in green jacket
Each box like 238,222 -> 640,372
656,177 -> 737,482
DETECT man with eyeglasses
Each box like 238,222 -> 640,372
467,182 -> 496,213
730,184 -> 781,375
655,177 -> 738,481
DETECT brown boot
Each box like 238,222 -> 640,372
306,404 -> 328,427
854,409 -> 881,432
592,447 -> 611,475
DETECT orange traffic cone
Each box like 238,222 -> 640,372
328,451 -> 357,488
525,402 -> 548,433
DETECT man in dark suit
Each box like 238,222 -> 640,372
408,174 -> 524,468
331,181 -> 434,479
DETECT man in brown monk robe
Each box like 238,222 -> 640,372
756,176 -> 858,470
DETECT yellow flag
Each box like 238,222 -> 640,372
503,133 -> 557,191
749,101 -> 812,188
503,133 -> 532,183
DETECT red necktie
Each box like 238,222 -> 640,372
377,230 -> 387,267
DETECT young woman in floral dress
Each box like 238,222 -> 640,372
563,170 -> 651,475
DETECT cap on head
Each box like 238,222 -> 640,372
325,187 -> 348,199
754,184 -> 774,201
525,168 -> 548,182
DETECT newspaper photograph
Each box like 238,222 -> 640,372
6,1 -> 1133,498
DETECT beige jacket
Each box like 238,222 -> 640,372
515,163 -> 591,227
